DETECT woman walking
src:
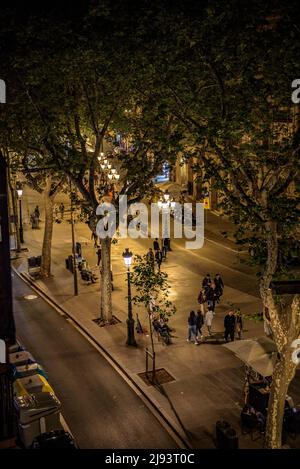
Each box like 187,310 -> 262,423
196,310 -> 204,340
187,311 -> 199,345
235,312 -> 243,340
205,308 -> 214,336
197,288 -> 206,315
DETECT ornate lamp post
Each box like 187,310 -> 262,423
16,186 -> 24,244
122,248 -> 137,346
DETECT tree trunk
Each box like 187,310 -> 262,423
40,185 -> 55,278
100,236 -> 113,323
265,354 -> 296,448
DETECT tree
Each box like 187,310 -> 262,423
130,254 -> 176,381
131,0 -> 300,447
0,4 -> 181,323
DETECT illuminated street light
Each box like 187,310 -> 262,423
163,191 -> 170,202
122,248 -> 136,347
16,184 -> 24,244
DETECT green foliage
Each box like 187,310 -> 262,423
130,254 -> 176,319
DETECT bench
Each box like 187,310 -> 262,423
28,256 -> 42,280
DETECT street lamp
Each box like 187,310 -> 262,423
16,186 -> 24,244
122,248 -> 137,347
163,191 -> 170,202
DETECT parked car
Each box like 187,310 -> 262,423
31,430 -> 78,449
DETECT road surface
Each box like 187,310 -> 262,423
12,273 -> 178,449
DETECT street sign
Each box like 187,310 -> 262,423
203,192 -> 210,210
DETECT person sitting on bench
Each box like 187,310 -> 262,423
80,261 -> 97,284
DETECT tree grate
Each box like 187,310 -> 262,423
138,368 -> 175,386
92,315 -> 121,327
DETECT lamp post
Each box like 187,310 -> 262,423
16,187 -> 24,244
69,179 -> 78,296
108,171 -> 120,197
122,248 -> 137,346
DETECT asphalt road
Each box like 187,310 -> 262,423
12,273 -> 178,449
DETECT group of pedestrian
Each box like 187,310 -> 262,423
194,273 -> 224,337
187,310 -> 204,345
200,273 -> 224,311
187,308 -> 243,345
147,237 -> 172,271
224,310 -> 243,342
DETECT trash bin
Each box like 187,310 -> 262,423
14,374 -> 54,397
14,392 -> 62,448
9,351 -> 35,367
13,362 -> 48,380
216,420 -> 239,449
8,342 -> 24,354
36,255 -> 42,267
28,257 -> 37,268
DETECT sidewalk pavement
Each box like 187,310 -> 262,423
13,186 -> 300,449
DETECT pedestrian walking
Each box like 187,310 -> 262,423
153,238 -> 160,252
161,239 -> 167,260
214,273 -> 224,301
187,311 -> 199,344
91,231 -> 99,248
155,249 -> 163,271
202,273 -> 211,291
205,308 -> 214,336
196,310 -> 204,340
96,247 -> 102,266
147,248 -> 155,269
235,312 -> 243,340
34,205 -> 40,219
206,282 -> 218,311
224,310 -> 236,342
59,202 -> 65,220
197,288 -> 206,315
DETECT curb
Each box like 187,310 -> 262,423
13,266 -> 191,450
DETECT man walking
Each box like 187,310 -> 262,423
224,310 -> 236,342
153,238 -> 160,253
202,273 -> 211,291
206,282 -> 218,311
214,273 -> 224,301
155,249 -> 163,271
161,239 -> 167,260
